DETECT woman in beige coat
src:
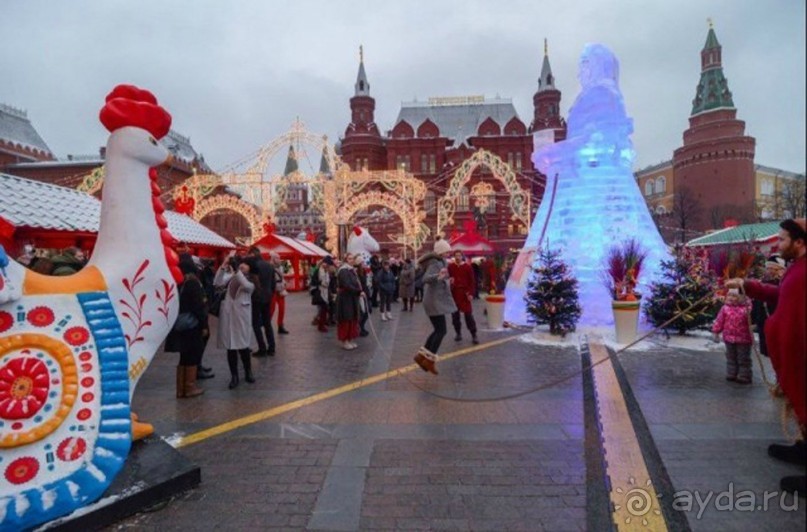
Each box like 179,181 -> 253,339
215,258 -> 256,389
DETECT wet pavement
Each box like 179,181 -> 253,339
109,294 -> 804,531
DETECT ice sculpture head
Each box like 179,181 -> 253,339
578,44 -> 620,89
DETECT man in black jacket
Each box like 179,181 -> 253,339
248,247 -> 276,356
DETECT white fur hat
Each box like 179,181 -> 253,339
727,288 -> 740,295
433,237 -> 451,255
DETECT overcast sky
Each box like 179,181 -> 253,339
2,0 -> 804,174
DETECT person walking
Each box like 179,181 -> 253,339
313,256 -> 334,332
726,218 -> 806,496
414,237 -> 457,375
336,253 -> 362,350
269,252 -> 289,334
399,258 -> 416,311
247,247 -> 276,357
377,260 -> 396,321
711,289 -> 753,384
414,265 -> 424,302
449,251 -> 479,344
165,257 -> 209,398
354,255 -> 371,337
215,258 -> 257,389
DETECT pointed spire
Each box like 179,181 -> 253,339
283,145 -> 299,176
691,21 -> 734,115
538,38 -> 555,92
704,18 -> 720,50
354,45 -> 370,96
318,144 -> 331,175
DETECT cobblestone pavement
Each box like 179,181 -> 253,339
107,294 -> 804,531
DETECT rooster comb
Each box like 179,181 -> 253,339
99,84 -> 172,140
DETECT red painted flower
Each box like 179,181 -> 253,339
4,456 -> 40,485
64,326 -> 90,346
0,311 -> 13,333
0,357 -> 50,420
27,306 -> 55,327
56,437 -> 87,462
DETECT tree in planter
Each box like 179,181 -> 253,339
644,245 -> 719,334
525,247 -> 582,337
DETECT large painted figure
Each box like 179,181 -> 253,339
0,85 -> 181,530
504,44 -> 669,326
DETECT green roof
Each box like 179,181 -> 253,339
703,28 -> 720,50
283,145 -> 299,176
687,221 -> 781,247
691,67 -> 735,115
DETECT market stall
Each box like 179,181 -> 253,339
251,230 -> 329,291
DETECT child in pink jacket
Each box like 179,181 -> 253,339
712,289 -> 754,384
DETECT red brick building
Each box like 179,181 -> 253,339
339,44 -> 566,252
671,25 -> 757,231
0,102 -> 249,244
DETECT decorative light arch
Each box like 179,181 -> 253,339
436,149 -> 531,235
194,194 -> 263,242
76,166 -> 105,195
217,118 -> 344,217
323,169 -> 428,256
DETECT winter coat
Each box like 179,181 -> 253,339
399,264 -> 416,299
448,261 -> 476,314
377,269 -> 397,295
214,269 -> 255,350
419,253 -> 457,317
51,253 -> 83,276
164,273 -> 209,354
745,256 -> 806,425
711,302 -> 753,344
414,267 -> 425,290
336,264 -> 361,322
250,256 -> 276,305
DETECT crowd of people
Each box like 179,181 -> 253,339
13,218 -> 804,496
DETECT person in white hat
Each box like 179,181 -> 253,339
414,237 -> 457,374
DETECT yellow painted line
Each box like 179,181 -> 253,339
589,340 -> 667,531
176,334 -> 522,448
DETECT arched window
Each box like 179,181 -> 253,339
655,176 -> 666,194
644,180 -> 654,196
424,191 -> 436,213
457,186 -> 470,212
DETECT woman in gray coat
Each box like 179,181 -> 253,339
398,259 -> 416,311
215,258 -> 256,389
414,237 -> 457,375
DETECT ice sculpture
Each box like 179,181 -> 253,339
505,44 -> 669,326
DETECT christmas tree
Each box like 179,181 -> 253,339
525,247 -> 582,337
644,246 -> 719,334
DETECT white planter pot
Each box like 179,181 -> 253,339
485,294 -> 506,329
612,300 -> 640,344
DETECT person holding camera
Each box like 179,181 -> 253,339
215,256 -> 257,389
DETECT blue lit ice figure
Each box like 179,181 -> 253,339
504,44 -> 670,326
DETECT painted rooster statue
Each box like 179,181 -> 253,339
0,85 -> 182,530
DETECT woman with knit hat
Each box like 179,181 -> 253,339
414,237 -> 457,374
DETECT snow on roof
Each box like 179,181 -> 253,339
0,172 -> 234,248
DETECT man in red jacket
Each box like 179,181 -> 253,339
449,250 -> 479,344
727,218 -> 806,497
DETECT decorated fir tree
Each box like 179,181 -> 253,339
644,246 -> 719,334
525,247 -> 582,337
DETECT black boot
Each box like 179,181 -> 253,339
241,349 -> 255,383
197,364 -> 215,379
768,441 -> 807,465
454,333 -> 462,341
472,334 -> 479,345
227,350 -> 239,389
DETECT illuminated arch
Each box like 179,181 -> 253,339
323,169 -> 429,255
436,149 -> 530,235
194,194 -> 263,241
